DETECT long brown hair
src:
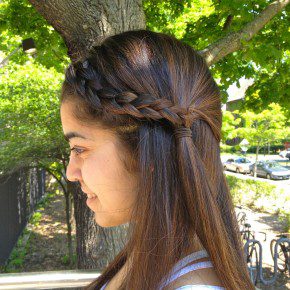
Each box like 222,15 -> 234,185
60,29 -> 254,290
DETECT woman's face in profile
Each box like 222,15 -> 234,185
60,100 -> 138,227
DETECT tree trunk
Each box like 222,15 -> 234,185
254,144 -> 260,179
28,0 -> 146,62
64,189 -> 73,265
67,181 -> 102,269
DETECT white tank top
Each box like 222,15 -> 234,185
100,249 -> 225,289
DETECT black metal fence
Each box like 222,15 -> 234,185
0,167 -> 46,265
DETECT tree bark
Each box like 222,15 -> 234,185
28,0 -> 146,62
64,189 -> 73,265
254,143 -> 260,179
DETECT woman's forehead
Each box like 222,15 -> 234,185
60,101 -> 116,142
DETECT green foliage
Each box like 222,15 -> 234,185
221,104 -> 288,154
36,192 -> 55,208
143,0 -> 290,114
61,253 -> 77,266
143,1 -> 214,40
30,192 -> 56,225
246,144 -> 285,154
30,211 -> 42,226
278,210 -> 290,233
0,229 -> 32,273
234,103 -> 289,150
226,175 -> 289,217
242,58 -> 290,119
0,0 -> 70,72
221,110 -> 240,142
220,143 -> 238,153
0,60 -> 69,174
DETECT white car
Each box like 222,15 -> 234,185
279,148 -> 290,159
223,157 -> 252,174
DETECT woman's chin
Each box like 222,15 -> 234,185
86,195 -> 99,210
94,214 -> 130,228
94,215 -> 116,228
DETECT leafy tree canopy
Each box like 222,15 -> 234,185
221,110 -> 240,142
0,0 -> 289,173
1,0 -> 288,113
143,0 -> 289,114
0,60 -> 68,173
235,103 -> 289,148
0,0 -> 70,72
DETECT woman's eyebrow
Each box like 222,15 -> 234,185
64,131 -> 92,142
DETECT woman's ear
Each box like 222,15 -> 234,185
150,164 -> 154,172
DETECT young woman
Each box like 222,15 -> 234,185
60,29 -> 255,290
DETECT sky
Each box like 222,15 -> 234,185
221,77 -> 254,110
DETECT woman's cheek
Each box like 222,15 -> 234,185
82,154 -> 116,194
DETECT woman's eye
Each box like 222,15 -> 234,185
70,147 -> 85,155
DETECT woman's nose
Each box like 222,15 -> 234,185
66,157 -> 82,182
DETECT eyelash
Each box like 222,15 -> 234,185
70,147 -> 85,155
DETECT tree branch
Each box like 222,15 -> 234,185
199,0 -> 289,66
40,164 -> 67,194
222,15 -> 233,31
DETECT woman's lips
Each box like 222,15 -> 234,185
81,187 -> 97,196
86,192 -> 96,199
86,195 -> 98,209
80,187 -> 98,209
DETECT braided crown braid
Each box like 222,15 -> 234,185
65,59 -> 221,142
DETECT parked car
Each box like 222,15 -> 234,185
249,161 -> 290,180
279,148 -> 290,159
223,157 -> 252,174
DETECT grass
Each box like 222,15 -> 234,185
226,175 -> 290,232
0,191 -> 56,273
0,228 -> 32,273
61,253 -> 77,266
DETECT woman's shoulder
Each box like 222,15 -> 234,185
175,285 -> 225,289
164,249 -> 225,290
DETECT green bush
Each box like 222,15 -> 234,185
30,211 -> 42,226
1,229 -> 32,273
1,192 -> 57,273
226,175 -> 289,232
278,209 -> 290,233
61,254 -> 77,266
36,192 -> 55,208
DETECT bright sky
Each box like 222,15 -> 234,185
221,77 -> 254,110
